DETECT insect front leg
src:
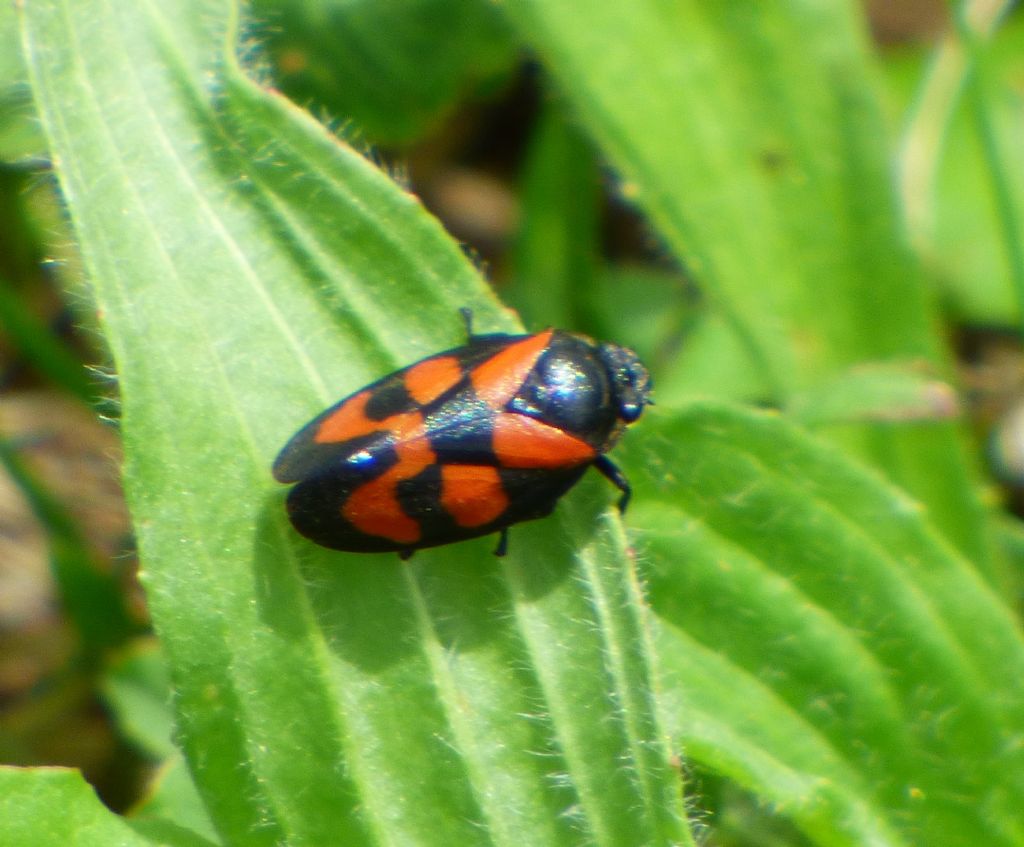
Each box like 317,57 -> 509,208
493,527 -> 509,557
593,455 -> 631,513
459,307 -> 476,341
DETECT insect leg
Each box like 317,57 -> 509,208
399,549 -> 415,561
493,527 -> 509,557
459,307 -> 475,340
593,455 -> 631,513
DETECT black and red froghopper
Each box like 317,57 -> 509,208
273,313 -> 651,558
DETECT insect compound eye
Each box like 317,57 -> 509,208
597,343 -> 652,423
509,340 -> 611,436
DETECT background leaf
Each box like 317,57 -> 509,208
895,11 -> 1024,326
623,403 -> 1024,846
503,105 -> 600,331
249,0 -> 518,145
0,766 -> 215,847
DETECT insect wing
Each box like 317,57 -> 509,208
398,463 -> 589,546
271,340 -> 495,484
271,376 -> 401,484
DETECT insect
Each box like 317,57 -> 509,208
273,311 -> 651,558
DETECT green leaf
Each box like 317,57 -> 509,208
20,1 -> 691,845
0,2 -> 23,89
1,0 -> 42,161
787,361 -> 959,426
505,105 -> 601,331
620,403 -> 1024,846
102,639 -> 176,761
654,312 -> 770,404
131,755 -> 221,846
582,266 -> 699,373
250,0 -> 517,145
102,641 -> 216,840
0,766 -> 213,847
895,12 -> 1024,325
501,1 -> 997,573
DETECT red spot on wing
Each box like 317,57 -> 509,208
314,390 -> 376,443
341,420 -> 435,545
342,477 -> 421,544
441,465 -> 509,528
471,330 -> 553,409
316,392 -> 423,446
492,413 -> 595,468
405,355 -> 463,405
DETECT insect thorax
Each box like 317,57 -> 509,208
508,333 -> 621,447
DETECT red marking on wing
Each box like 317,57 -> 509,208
342,478 -> 421,544
492,413 -> 595,469
314,390 -> 376,443
405,355 -> 463,406
470,330 -> 553,409
315,391 -> 424,446
441,465 -> 509,528
341,424 -> 435,544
